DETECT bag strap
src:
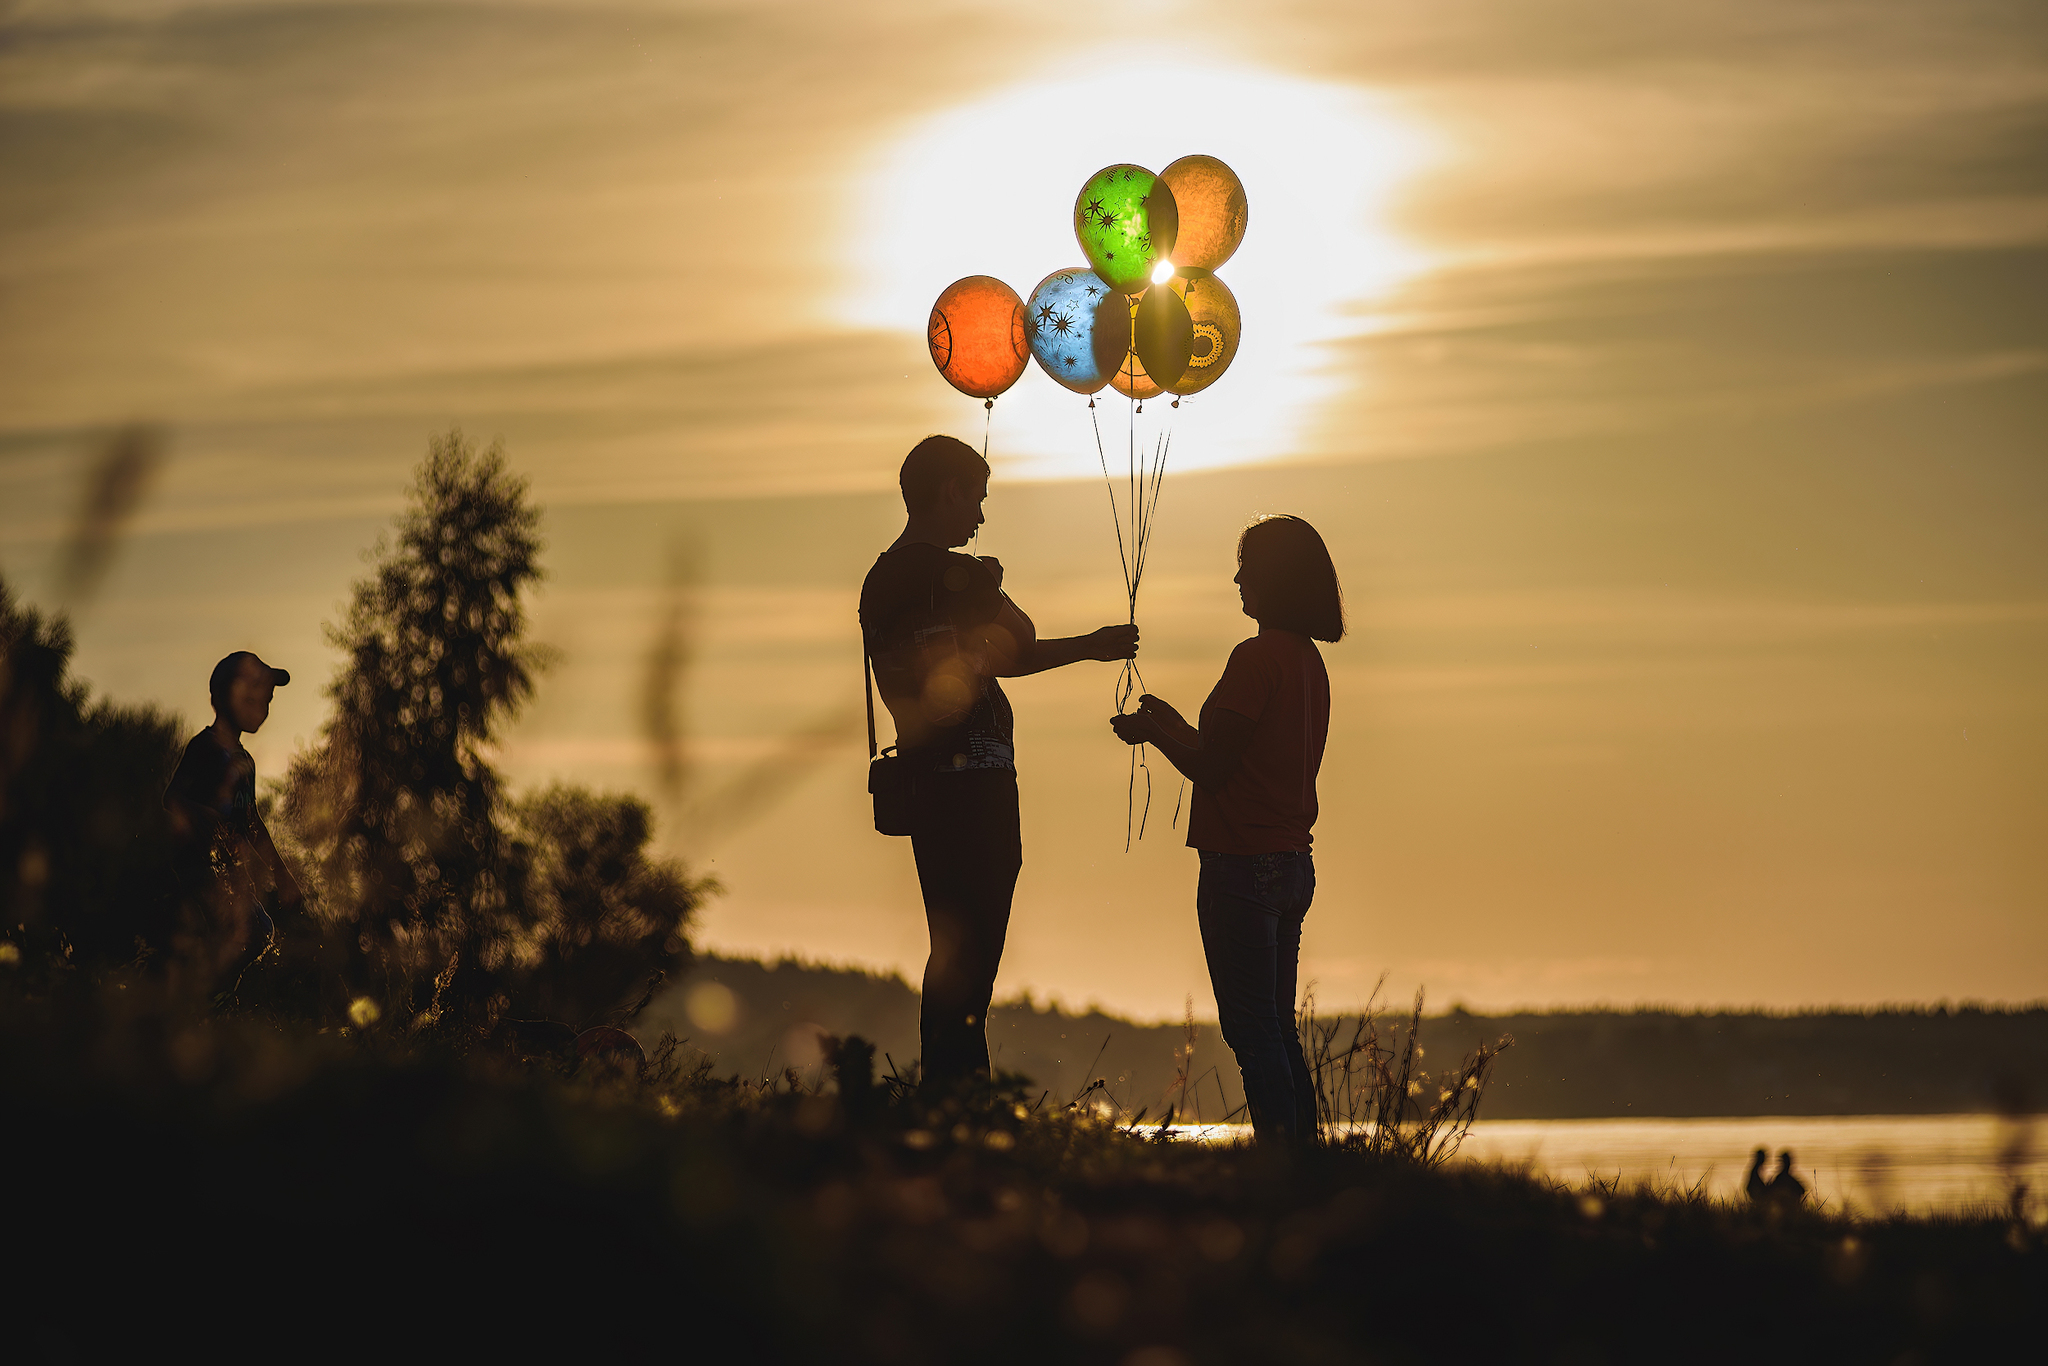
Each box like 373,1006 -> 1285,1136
864,650 -> 878,761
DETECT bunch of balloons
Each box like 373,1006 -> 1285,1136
927,155 -> 1249,405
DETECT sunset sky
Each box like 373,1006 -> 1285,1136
3,0 -> 2043,1018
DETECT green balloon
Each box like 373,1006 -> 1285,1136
1073,164 -> 1179,297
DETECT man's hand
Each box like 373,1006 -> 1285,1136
1085,624 -> 1140,661
996,621 -> 1131,676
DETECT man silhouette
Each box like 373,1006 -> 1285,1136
163,651 -> 303,991
860,436 -> 1136,1086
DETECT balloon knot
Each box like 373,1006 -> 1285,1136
1088,398 -> 1095,409
1171,399 -> 1180,408
1136,402 -> 1144,414
984,398 -> 994,410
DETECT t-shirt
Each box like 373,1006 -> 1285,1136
163,729 -> 260,887
859,542 -> 1016,773
1187,630 -> 1330,855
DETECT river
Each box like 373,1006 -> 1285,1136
1177,1114 -> 2042,1216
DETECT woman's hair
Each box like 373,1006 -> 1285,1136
899,435 -> 989,512
1238,515 -> 1345,642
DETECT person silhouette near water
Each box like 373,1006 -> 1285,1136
1770,1150 -> 1807,1204
1111,515 -> 1343,1143
163,651 -> 303,993
861,436 -> 1138,1087
1747,1146 -> 1807,1206
1746,1147 -> 1772,1202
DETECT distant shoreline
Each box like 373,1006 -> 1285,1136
650,954 -> 2048,1122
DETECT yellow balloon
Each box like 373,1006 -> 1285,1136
1166,273 -> 1242,396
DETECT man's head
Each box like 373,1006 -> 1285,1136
900,435 -> 990,548
208,651 -> 290,735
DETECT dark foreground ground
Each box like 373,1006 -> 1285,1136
7,994 -> 2042,1365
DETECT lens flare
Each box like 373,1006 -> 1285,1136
1150,258 -> 1177,285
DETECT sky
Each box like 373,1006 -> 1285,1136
2,0 -> 2044,1018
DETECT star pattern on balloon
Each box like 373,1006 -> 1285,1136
1050,309 -> 1075,336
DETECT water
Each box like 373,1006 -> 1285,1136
1455,1114 -> 2041,1215
1179,1114 -> 2043,1216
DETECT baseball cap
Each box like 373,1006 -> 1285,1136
209,651 -> 291,705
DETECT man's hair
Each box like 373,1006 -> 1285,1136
1238,515 -> 1346,643
899,435 -> 989,512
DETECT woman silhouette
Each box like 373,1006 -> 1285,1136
1110,515 -> 1343,1142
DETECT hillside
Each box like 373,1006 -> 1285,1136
643,956 -> 2048,1119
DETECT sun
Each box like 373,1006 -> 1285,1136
838,54 -> 1442,478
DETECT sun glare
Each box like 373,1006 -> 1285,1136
841,57 -> 1441,478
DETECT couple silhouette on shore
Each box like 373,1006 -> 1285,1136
1747,1148 -> 1809,1206
860,435 -> 1344,1142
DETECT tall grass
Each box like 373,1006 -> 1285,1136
1299,976 -> 1512,1164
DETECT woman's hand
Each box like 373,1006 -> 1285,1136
1084,623 -> 1140,661
1109,709 -> 1158,746
1133,693 -> 1185,728
1110,693 -> 1181,747
1111,696 -> 1250,790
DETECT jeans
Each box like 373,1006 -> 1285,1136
909,769 -> 1022,1086
1197,849 -> 1317,1142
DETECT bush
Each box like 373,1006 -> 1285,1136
0,579 -> 185,981
495,784 -> 706,1029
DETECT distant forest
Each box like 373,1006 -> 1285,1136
648,955 -> 2048,1121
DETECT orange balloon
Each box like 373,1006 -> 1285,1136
1160,154 -> 1248,275
1107,339 -> 1164,402
1097,293 -> 1164,400
928,276 -> 1029,400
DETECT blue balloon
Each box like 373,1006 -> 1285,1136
1025,267 -> 1121,395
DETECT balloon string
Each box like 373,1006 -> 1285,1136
1090,400 -> 1135,626
1090,391 -> 1174,849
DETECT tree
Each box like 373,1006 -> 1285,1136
280,431 -> 700,1029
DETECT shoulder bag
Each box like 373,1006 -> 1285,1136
865,652 -> 917,836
